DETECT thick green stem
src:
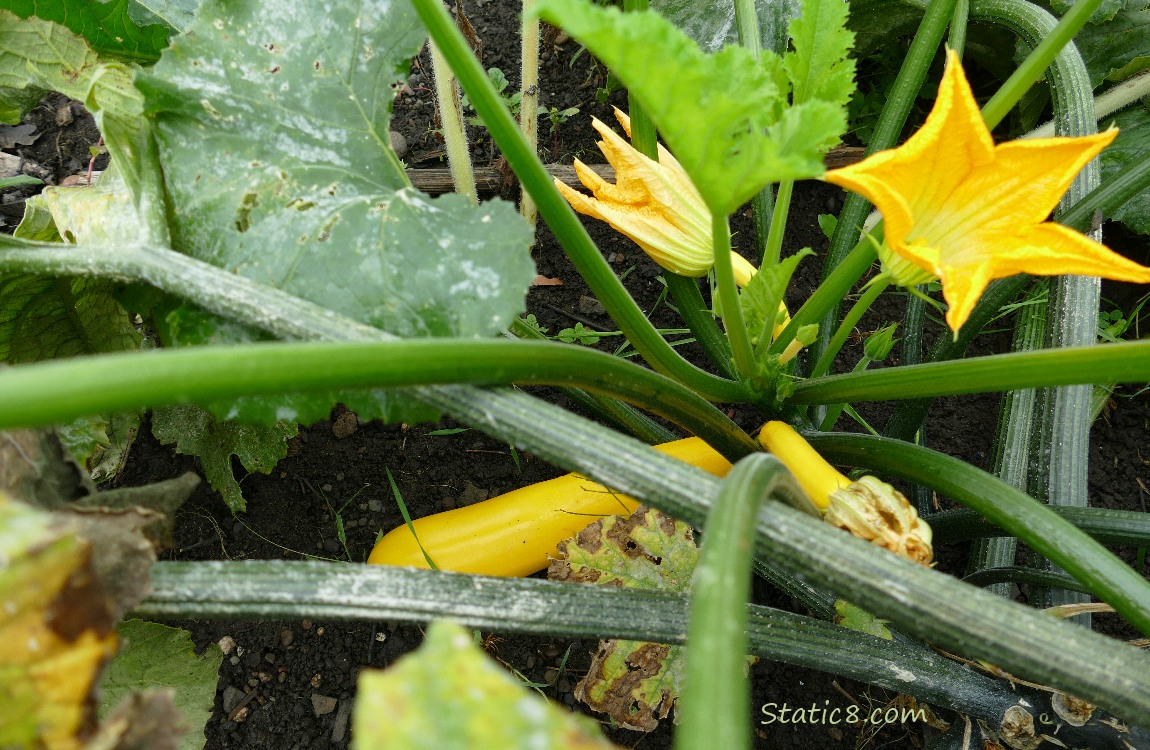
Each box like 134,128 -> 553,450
761,179 -> 793,269
974,0 -> 1104,620
677,455 -> 786,750
809,279 -> 890,379
807,431 -> 1150,638
520,0 -> 541,226
713,213 -> 755,376
1029,69 -> 1150,138
970,286 -> 1045,597
791,338 -> 1150,404
429,40 -> 477,204
0,339 -> 756,459
408,0 -> 749,402
664,273 -> 738,379
948,0 -> 970,55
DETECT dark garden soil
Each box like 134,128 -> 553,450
4,3 -> 1150,748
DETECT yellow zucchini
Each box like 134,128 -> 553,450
367,437 -> 731,577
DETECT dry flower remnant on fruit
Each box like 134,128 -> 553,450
759,422 -> 932,565
823,49 -> 1150,334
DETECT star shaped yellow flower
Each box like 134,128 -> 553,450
824,49 -> 1150,333
556,108 -> 757,283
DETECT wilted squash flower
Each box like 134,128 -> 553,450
824,49 -> 1150,334
556,108 -> 755,283
759,421 -> 933,565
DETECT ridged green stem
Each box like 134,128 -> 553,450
806,431 -> 1150,637
948,0 -> 969,55
970,285 -> 1044,597
129,560 -> 1019,724
761,179 -> 793,269
791,338 -> 1150,404
665,274 -> 739,378
520,0 -> 541,225
933,506 -> 1150,547
429,40 -> 478,203
1029,68 -> 1150,138
508,318 -> 677,444
809,279 -> 890,379
0,339 -> 755,459
409,0 -> 749,402
963,566 -> 1089,593
677,455 -> 787,750
713,213 -> 755,376
973,0 -> 1104,618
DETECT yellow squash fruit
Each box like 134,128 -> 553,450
368,437 -> 731,577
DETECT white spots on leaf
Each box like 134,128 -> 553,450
888,664 -> 917,682
449,261 -> 501,300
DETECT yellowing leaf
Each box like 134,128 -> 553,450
549,507 -> 697,730
0,492 -> 118,750
353,620 -> 620,750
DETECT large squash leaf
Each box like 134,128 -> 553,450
533,0 -> 842,215
135,0 -> 536,341
3,0 -> 173,63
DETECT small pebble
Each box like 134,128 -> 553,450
301,619 -> 313,630
577,295 -> 607,316
368,499 -> 383,512
218,635 -> 237,655
311,673 -> 323,689
332,411 -> 358,439
222,686 -> 246,712
280,628 -> 294,647
331,700 -> 353,743
312,693 -> 338,716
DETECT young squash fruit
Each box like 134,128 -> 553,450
367,437 -> 731,577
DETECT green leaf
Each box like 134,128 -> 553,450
151,403 -> 297,512
834,599 -> 893,639
651,0 -> 801,54
100,620 -> 222,750
0,273 -> 141,363
534,0 -> 835,215
3,0 -> 172,63
136,0 -> 536,339
353,620 -> 619,750
549,507 -> 697,730
1069,4 -> 1150,84
785,0 -> 856,109
1099,105 -> 1150,234
740,248 -> 812,348
128,0 -> 198,34
0,175 -> 42,189
846,0 -> 925,57
0,11 -> 158,221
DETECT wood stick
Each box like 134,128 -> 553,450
406,145 -> 865,195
